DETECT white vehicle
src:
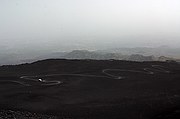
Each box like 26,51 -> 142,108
38,79 -> 43,82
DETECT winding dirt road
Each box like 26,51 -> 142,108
0,65 -> 170,86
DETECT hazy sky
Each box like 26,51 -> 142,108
0,0 -> 180,52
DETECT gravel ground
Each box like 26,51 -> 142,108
0,110 -> 58,119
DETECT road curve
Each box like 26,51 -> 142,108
0,80 -> 30,86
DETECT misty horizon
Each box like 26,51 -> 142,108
0,0 -> 180,65
1,0 -> 180,53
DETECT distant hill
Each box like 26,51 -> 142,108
4,50 -> 178,65
158,56 -> 175,61
34,50 -> 157,62
127,54 -> 155,61
63,50 -> 125,60
99,46 -> 180,59
1,46 -> 180,65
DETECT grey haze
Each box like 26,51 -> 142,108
0,0 -> 180,64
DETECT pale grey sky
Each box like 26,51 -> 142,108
0,0 -> 180,52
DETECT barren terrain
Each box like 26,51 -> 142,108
0,59 -> 180,119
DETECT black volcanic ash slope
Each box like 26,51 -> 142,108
0,59 -> 180,119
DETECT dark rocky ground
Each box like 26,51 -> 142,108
0,59 -> 180,119
0,110 -> 58,119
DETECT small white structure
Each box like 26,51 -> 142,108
39,78 -> 43,82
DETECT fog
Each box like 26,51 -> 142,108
0,0 -> 180,53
